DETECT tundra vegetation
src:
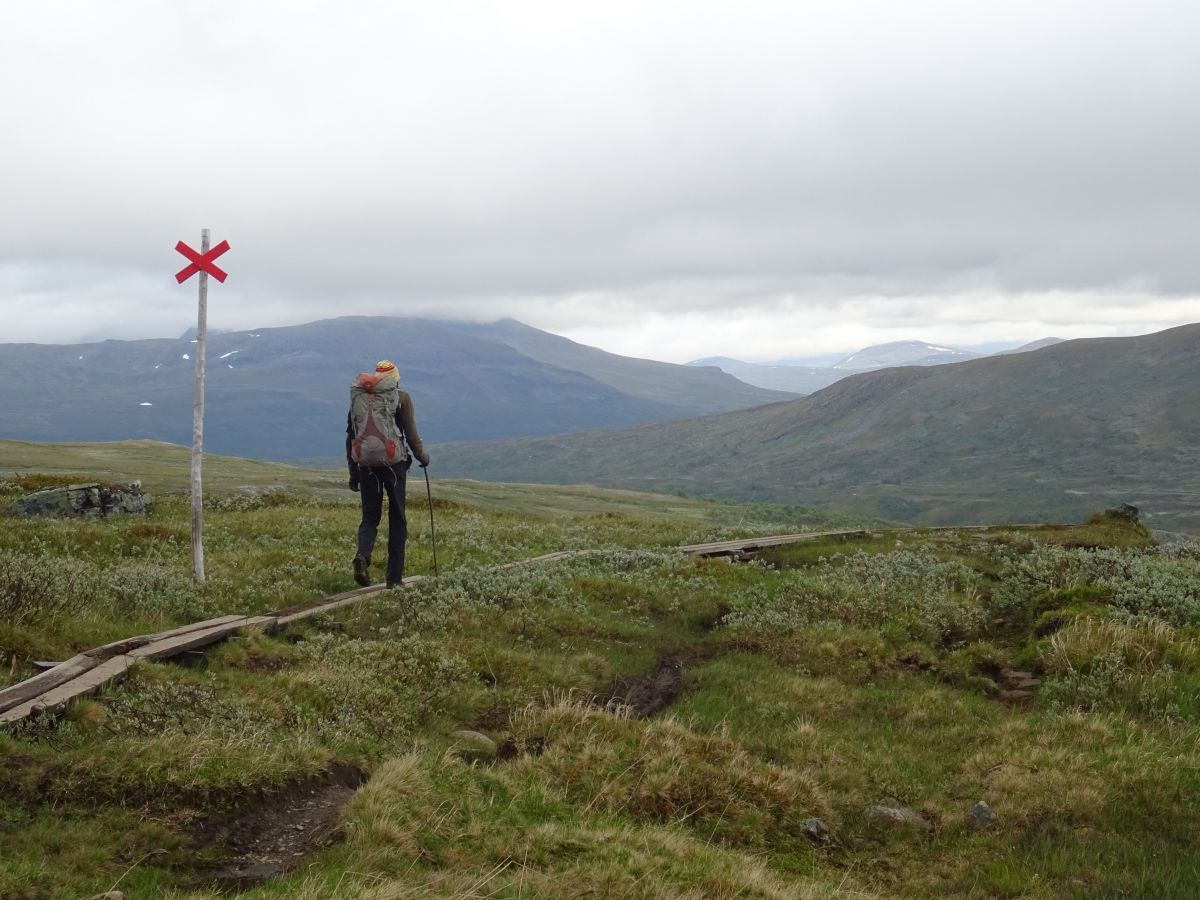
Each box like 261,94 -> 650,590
1,449 -> 1198,898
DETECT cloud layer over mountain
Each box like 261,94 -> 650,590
2,1 -> 1198,359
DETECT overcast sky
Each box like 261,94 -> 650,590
2,1 -> 1198,363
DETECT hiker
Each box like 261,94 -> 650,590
346,360 -> 431,588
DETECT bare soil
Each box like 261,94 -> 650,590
193,763 -> 367,889
610,656 -> 687,719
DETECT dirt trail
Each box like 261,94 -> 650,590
194,764 -> 366,889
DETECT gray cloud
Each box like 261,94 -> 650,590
2,1 -> 1199,359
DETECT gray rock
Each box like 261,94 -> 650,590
800,817 -> 837,846
9,481 -> 150,518
863,803 -> 931,829
967,800 -> 996,829
452,729 -> 499,763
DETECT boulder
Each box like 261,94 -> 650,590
9,481 -> 150,518
863,802 -> 931,830
451,729 -> 499,763
800,817 -> 837,847
967,800 -> 997,829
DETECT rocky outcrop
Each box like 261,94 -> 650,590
8,481 -> 151,518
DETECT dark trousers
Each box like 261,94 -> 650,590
356,463 -> 408,585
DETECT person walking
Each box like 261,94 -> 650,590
346,360 -> 430,588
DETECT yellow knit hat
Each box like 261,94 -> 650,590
375,360 -> 399,383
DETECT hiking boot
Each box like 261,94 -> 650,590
353,555 -> 370,587
387,579 -> 402,589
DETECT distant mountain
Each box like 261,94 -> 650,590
439,325 -> 1200,532
0,317 -> 792,462
832,340 -> 980,370
685,340 -> 980,392
994,337 -> 1067,355
686,357 -> 844,394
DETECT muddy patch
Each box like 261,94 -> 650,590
605,655 -> 689,719
698,602 -> 731,632
194,763 -> 367,889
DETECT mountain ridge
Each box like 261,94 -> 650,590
438,324 -> 1200,532
0,316 -> 792,461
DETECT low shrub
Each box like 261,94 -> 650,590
0,552 -> 92,625
1041,618 -> 1199,677
724,550 -> 985,644
0,549 -> 212,627
1039,618 -> 1200,720
989,543 -> 1200,628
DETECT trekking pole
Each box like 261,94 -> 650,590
422,465 -> 439,576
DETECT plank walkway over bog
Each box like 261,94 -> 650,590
0,526 -> 933,728
678,529 -> 869,557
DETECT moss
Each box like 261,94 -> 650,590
1031,584 -> 1115,636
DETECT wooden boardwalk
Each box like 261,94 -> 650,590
678,529 -> 868,557
0,527 -> 920,728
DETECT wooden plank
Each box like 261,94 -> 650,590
270,583 -> 386,619
0,614 -> 253,715
237,615 -> 278,631
273,577 -> 440,628
127,618 -> 250,660
0,657 -> 130,726
494,550 -> 585,570
0,654 -> 99,714
275,597 -> 376,627
0,614 -> 257,714
275,586 -> 397,627
84,614 -> 248,659
678,529 -> 868,556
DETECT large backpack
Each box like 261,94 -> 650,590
349,373 -> 409,466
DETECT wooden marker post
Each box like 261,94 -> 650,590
174,230 -> 231,582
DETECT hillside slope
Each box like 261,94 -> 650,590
0,317 -> 788,461
448,319 -> 794,414
438,324 -> 1200,531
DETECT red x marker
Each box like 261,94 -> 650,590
175,239 -> 231,283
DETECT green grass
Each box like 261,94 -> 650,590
2,445 -> 1200,897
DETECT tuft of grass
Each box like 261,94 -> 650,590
507,697 -> 830,848
1038,618 -> 1200,719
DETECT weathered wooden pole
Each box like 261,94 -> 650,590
191,227 -> 210,582
173,230 -> 230,584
